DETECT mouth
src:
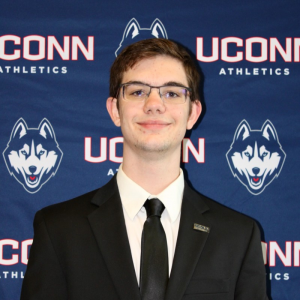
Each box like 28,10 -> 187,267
26,175 -> 39,185
251,176 -> 261,185
137,120 -> 171,130
247,169 -> 266,187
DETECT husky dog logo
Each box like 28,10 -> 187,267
115,18 -> 168,56
3,118 -> 63,194
226,120 -> 286,195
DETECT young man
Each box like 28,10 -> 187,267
21,39 -> 268,300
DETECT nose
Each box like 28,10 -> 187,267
252,167 -> 260,175
143,88 -> 166,114
29,166 -> 37,174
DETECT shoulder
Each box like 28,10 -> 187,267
185,185 -> 263,254
185,183 -> 258,233
34,176 -> 117,227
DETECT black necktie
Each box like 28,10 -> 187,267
140,198 -> 168,300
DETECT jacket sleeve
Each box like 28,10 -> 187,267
20,210 -> 67,300
235,221 -> 269,300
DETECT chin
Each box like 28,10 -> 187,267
135,139 -> 171,153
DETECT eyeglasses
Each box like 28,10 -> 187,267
117,82 -> 192,104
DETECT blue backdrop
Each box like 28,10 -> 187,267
1,1 -> 299,299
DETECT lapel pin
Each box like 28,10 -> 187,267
193,223 -> 210,233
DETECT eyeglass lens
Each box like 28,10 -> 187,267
123,84 -> 188,104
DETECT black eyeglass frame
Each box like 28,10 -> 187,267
115,82 -> 192,103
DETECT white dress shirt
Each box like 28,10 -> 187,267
116,164 -> 184,285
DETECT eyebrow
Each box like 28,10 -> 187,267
123,80 -> 188,87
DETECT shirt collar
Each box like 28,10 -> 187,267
117,164 -> 149,221
156,172 -> 184,222
117,164 -> 184,223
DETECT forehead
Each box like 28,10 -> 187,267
122,55 -> 188,86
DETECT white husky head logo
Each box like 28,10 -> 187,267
3,118 -> 63,194
115,18 -> 168,56
226,120 -> 286,195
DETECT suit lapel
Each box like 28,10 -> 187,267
88,176 -> 141,300
165,183 -> 211,300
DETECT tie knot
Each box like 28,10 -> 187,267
144,198 -> 165,218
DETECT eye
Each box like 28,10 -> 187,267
262,152 -> 268,157
21,150 -> 27,156
161,86 -> 187,102
164,91 -> 179,98
39,150 -> 45,156
124,84 -> 149,101
131,89 -> 145,97
244,152 -> 250,157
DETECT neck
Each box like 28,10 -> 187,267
121,147 -> 181,195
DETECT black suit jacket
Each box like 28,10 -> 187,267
21,176 -> 268,300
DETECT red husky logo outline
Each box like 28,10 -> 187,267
3,118 -> 63,194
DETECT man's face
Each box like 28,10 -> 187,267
107,55 -> 201,158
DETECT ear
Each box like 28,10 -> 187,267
106,97 -> 121,127
39,118 -> 55,139
150,18 -> 168,38
12,118 -> 27,139
125,18 -> 140,39
187,100 -> 202,130
235,120 -> 251,141
262,120 -> 277,141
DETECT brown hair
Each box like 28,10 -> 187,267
110,38 -> 200,102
